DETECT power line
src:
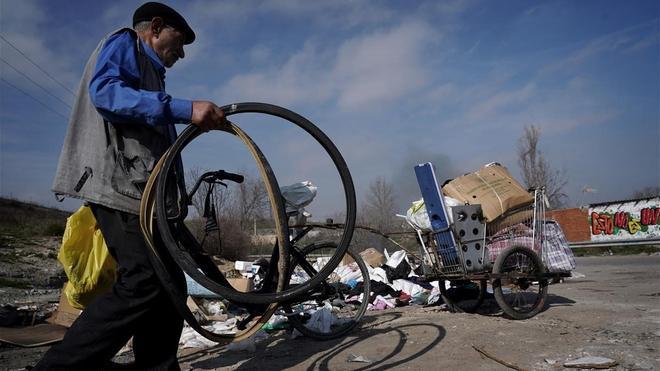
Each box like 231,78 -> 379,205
0,57 -> 73,109
0,77 -> 69,120
0,34 -> 77,97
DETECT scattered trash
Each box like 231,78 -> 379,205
563,356 -> 618,369
225,330 -> 269,353
427,286 -> 441,305
368,295 -> 396,311
347,354 -> 372,363
179,318 -> 238,349
359,248 -> 386,268
304,303 -> 335,333
544,358 -> 557,365
262,314 -> 289,332
566,271 -> 586,280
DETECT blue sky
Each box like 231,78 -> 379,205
0,0 -> 658,218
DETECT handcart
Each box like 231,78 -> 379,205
411,163 -> 571,319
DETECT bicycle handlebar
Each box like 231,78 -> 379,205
187,170 -> 244,202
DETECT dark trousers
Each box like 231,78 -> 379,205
34,203 -> 185,371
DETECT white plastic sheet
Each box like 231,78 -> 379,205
391,279 -> 427,298
405,196 -> 462,231
367,266 -> 389,283
179,318 -> 238,349
304,302 -> 335,333
281,181 -> 317,215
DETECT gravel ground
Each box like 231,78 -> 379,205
1,254 -> 659,370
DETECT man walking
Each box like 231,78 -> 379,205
36,2 -> 225,369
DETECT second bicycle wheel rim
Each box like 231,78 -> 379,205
156,102 -> 356,304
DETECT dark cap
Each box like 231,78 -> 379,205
133,2 -> 195,44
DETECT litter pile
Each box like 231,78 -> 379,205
176,247 -> 446,350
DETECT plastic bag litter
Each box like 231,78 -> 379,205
334,263 -> 363,284
304,302 -> 335,333
368,266 -> 389,283
226,330 -> 269,352
289,269 -> 310,284
180,326 -> 217,349
405,196 -> 462,231
427,286 -> 441,305
391,279 -> 428,298
58,205 -> 116,309
385,250 -> 407,269
179,318 -> 238,349
281,181 -> 317,215
368,295 -> 396,311
186,273 -> 222,298
199,299 -> 226,317
347,354 -> 372,363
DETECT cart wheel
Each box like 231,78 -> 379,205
283,242 -> 370,340
492,245 -> 548,320
439,279 -> 486,313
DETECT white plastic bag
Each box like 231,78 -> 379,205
281,181 -> 317,214
405,196 -> 462,231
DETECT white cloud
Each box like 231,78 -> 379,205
543,20 -> 657,74
218,41 -> 333,105
189,0 -> 394,29
332,21 -> 435,110
0,1 -> 79,105
217,20 -> 437,111
466,83 -> 536,121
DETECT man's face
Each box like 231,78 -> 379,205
153,26 -> 185,68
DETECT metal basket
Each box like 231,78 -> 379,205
484,189 -> 546,264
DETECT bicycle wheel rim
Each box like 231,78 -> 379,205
155,102 -> 356,304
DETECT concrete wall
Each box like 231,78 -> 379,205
546,197 -> 660,244
588,197 -> 660,242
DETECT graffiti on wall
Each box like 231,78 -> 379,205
589,197 -> 660,241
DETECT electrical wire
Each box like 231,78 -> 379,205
0,34 -> 77,97
0,77 -> 68,120
1,57 -> 73,109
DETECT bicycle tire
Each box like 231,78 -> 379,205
492,245 -> 548,320
154,103 -> 356,305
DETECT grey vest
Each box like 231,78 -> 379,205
52,28 -> 177,215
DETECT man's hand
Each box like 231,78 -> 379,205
191,101 -> 228,132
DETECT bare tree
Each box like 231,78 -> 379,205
237,177 -> 269,232
363,177 -> 398,233
185,168 -> 268,260
631,186 -> 660,199
517,125 -> 568,208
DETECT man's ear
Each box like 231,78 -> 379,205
151,17 -> 164,36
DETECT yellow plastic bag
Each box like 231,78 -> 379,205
57,205 -> 116,309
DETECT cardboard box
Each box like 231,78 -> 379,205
359,247 -> 386,268
227,277 -> 254,292
442,163 -> 533,222
46,285 -> 82,328
341,253 -> 355,266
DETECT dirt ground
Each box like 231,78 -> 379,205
1,254 -> 659,371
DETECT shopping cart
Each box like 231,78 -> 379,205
410,163 -> 571,319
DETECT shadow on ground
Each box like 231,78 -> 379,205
180,312 -> 447,370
